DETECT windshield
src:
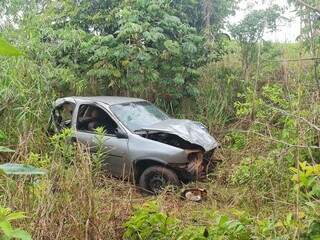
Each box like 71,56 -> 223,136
110,101 -> 169,131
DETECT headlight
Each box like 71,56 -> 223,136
194,122 -> 209,132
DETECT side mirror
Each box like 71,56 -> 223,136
115,129 -> 128,139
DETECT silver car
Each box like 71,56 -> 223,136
48,96 -> 219,193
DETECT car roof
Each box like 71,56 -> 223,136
54,96 -> 146,106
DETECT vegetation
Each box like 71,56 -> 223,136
0,0 -> 320,239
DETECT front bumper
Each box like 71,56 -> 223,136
169,149 -> 215,182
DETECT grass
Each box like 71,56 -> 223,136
0,41 -> 319,239
0,130 -> 298,239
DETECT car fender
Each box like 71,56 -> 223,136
133,157 -> 168,166
127,133 -> 189,165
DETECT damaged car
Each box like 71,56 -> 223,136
48,96 -> 219,193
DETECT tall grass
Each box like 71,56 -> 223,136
0,131 -> 141,239
188,59 -> 243,131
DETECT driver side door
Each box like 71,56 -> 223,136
74,103 -> 130,178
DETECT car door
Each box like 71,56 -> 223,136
74,103 -> 130,178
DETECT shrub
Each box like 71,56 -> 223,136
226,131 -> 247,150
0,207 -> 31,240
123,201 -> 179,240
231,155 -> 292,197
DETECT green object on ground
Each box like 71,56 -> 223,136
0,163 -> 47,175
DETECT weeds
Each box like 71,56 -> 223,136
0,131 -> 141,239
1,2 -> 320,239
0,207 -> 31,240
123,160 -> 320,239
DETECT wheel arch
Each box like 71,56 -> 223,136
133,158 -> 168,182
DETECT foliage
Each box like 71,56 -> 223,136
229,6 -> 282,79
171,0 -> 236,32
123,162 -> 320,239
83,0 -> 208,108
226,131 -> 247,150
229,6 -> 282,44
235,83 -> 290,121
235,82 -> 319,162
0,37 -> 20,153
291,161 -> 320,199
92,127 -> 109,173
123,200 -> 253,240
49,129 -> 76,165
191,59 -> 243,128
0,207 -> 31,240
231,155 -> 291,193
0,37 -> 21,56
8,0 -> 234,112
172,0 -> 237,60
181,213 -> 252,240
0,146 -> 14,153
288,0 -> 320,49
0,56 -> 77,151
291,162 -> 320,239
1,0 -> 320,239
24,153 -> 51,169
123,201 -> 179,240
289,0 -> 320,88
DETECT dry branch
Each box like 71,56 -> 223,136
267,104 -> 320,132
242,130 -> 320,149
296,0 -> 320,14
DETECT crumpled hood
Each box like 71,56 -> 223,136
136,119 -> 219,151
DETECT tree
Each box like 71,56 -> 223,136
289,0 -> 320,88
0,0 -> 48,29
19,0 -> 212,110
1,0 -> 237,111
229,5 -> 282,81
294,0 -> 320,14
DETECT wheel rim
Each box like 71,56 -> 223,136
148,173 -> 167,193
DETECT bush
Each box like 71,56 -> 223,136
123,201 -> 253,240
226,131 -> 247,150
0,207 -> 31,240
123,201 -> 179,240
231,155 -> 292,196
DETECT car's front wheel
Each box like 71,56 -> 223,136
139,166 -> 179,194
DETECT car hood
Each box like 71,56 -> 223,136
135,119 -> 219,151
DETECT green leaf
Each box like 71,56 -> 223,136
174,74 -> 184,84
0,37 -> 21,56
6,212 -> 26,221
0,146 -> 15,153
182,42 -> 197,54
0,220 -> 13,236
217,215 -> 229,226
11,229 -> 32,240
164,40 -> 180,55
0,163 -> 47,175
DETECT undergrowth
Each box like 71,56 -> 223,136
0,11 -> 320,239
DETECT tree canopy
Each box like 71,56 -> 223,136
0,0 -> 236,110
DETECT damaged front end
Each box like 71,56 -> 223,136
170,149 -> 215,182
134,119 -> 219,181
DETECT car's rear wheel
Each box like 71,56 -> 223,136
139,166 -> 179,194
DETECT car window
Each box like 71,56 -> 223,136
77,104 -> 118,135
110,101 -> 169,131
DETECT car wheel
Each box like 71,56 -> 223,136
139,166 -> 179,194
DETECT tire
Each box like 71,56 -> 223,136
139,166 -> 179,194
